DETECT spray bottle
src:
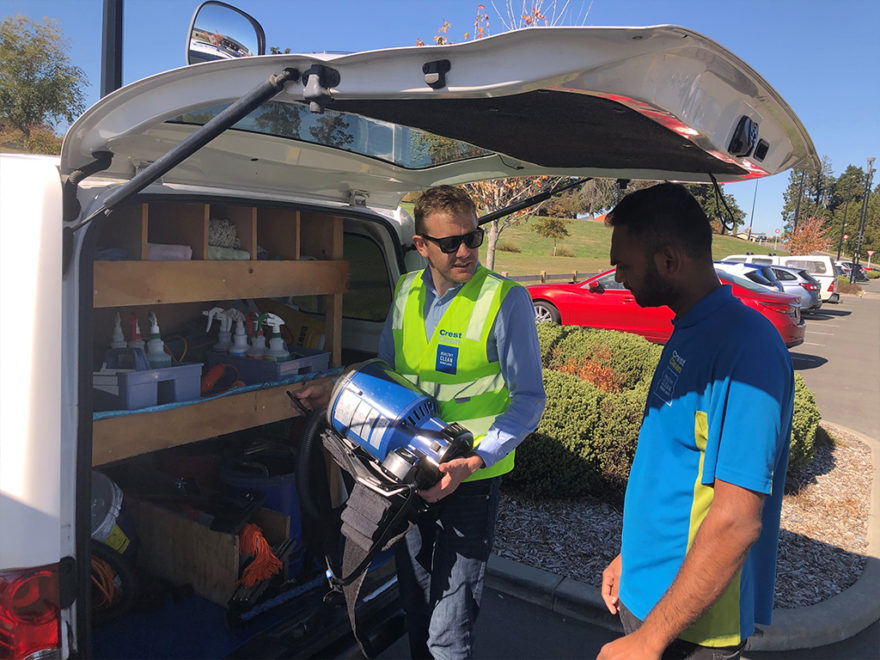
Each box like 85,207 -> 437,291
146,311 -> 173,368
110,312 -> 127,349
128,313 -> 145,351
263,313 -> 290,362
247,312 -> 268,359
203,306 -> 232,352
227,309 -> 249,357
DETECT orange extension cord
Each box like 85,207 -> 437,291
91,555 -> 118,608
238,523 -> 282,587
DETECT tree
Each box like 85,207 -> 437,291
683,183 -> 746,235
532,215 -> 570,255
780,156 -> 834,231
786,217 -> 832,255
0,15 -> 86,152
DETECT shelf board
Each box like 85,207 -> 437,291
93,260 -> 348,307
91,378 -> 334,466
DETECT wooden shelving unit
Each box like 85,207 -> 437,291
91,200 -> 347,466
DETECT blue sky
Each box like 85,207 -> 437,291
3,0 -> 878,235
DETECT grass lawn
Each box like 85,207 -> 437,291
482,217 -> 784,280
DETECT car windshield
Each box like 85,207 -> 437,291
169,101 -> 493,169
717,269 -> 772,293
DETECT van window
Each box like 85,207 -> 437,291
290,233 -> 392,321
751,257 -> 773,265
786,259 -> 826,274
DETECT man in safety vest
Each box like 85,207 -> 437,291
295,185 -> 544,658
378,185 -> 545,659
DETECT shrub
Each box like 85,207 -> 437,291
867,269 -> 880,279
506,370 -> 605,497
789,373 -> 820,470
496,240 -> 521,253
543,327 -> 661,391
592,380 -> 650,498
554,245 -> 575,257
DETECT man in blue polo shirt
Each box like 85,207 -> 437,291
598,183 -> 794,660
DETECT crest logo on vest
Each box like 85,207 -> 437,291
436,344 -> 459,374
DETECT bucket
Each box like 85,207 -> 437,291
90,471 -> 137,559
221,450 -> 304,573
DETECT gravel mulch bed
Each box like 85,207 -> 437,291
493,425 -> 873,609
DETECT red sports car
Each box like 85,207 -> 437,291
529,268 -> 805,348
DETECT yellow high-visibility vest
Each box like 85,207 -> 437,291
391,266 -> 518,480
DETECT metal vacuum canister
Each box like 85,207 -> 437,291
327,359 -> 473,487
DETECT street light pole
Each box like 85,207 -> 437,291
836,193 -> 853,261
851,157 -> 875,283
792,170 -> 805,234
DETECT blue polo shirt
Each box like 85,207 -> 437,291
620,286 -> 794,646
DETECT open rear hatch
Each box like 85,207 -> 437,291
62,25 -> 815,212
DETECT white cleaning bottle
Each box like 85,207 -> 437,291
127,313 -> 145,351
263,313 -> 290,362
110,312 -> 127,348
203,306 -> 232,352
228,310 -> 249,357
146,311 -> 172,368
247,312 -> 267,359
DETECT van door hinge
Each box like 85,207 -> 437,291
349,190 -> 368,207
423,59 -> 451,89
59,556 -> 77,608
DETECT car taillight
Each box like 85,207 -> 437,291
758,300 -> 790,314
0,566 -> 61,660
829,279 -> 835,292
799,282 -> 819,292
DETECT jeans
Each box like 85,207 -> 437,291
619,603 -> 746,660
394,477 -> 501,660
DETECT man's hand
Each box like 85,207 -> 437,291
290,378 -> 334,411
597,630 -> 663,660
417,455 -> 484,503
601,553 -> 622,615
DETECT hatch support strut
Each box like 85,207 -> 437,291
477,177 -> 592,226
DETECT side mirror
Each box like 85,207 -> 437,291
588,280 -> 601,292
187,1 -> 266,65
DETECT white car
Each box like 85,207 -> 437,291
726,254 -> 840,303
0,4 -> 815,659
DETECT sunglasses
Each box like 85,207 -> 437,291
419,228 -> 484,253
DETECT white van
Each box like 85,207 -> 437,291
725,254 -> 839,303
1,5 -> 815,659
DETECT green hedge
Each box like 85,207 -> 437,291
510,325 -> 821,498
790,373 -> 820,470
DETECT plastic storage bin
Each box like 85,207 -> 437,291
205,347 -> 330,385
93,362 -> 203,411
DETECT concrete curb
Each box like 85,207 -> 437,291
486,421 -> 880,651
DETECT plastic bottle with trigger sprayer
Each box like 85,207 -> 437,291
228,310 -> 248,357
146,311 -> 172,368
110,312 -> 127,348
203,307 -> 232,352
127,313 -> 145,351
247,312 -> 267,359
263,313 -> 290,362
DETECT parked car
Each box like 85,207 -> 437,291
770,265 -> 823,312
0,5 -> 816,660
529,268 -> 805,348
836,260 -> 869,282
725,254 -> 840,303
715,261 -> 784,292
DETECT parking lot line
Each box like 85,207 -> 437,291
803,342 -> 826,347
808,331 -> 834,335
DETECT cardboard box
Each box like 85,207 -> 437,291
127,498 -> 289,606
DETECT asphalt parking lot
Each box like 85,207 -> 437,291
790,289 -> 880,438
